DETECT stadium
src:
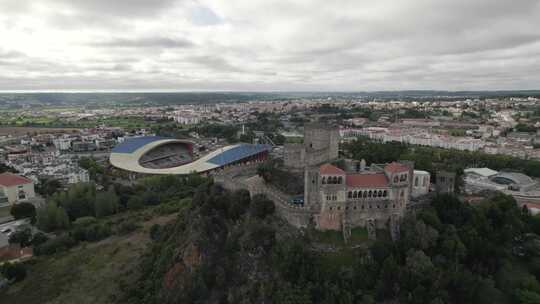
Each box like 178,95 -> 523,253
109,136 -> 271,175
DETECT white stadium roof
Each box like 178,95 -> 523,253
109,136 -> 270,175
464,167 -> 499,178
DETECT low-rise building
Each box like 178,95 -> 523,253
0,173 -> 36,205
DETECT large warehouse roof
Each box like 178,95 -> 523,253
109,137 -> 270,175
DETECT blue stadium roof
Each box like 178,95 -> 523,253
207,144 -> 271,166
111,136 -> 166,154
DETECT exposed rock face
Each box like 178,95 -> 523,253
163,243 -> 202,291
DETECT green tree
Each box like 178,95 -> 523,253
36,202 -> 70,232
36,178 -> 62,197
30,232 -> 49,247
94,187 -> 119,218
8,228 -> 32,247
10,202 -> 36,220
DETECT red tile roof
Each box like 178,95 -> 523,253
319,163 -> 345,175
0,172 -> 32,187
346,173 -> 389,188
384,162 -> 409,173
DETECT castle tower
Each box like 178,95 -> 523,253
303,123 -> 339,165
436,171 -> 456,194
384,162 -> 413,213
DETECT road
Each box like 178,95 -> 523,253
0,219 -> 32,248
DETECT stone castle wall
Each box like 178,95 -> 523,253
246,175 -> 315,228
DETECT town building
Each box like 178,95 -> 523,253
0,173 -> 36,205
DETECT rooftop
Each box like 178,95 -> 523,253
384,162 -> 409,173
464,167 -> 499,178
320,164 -> 345,175
346,173 -> 389,188
0,172 -> 33,187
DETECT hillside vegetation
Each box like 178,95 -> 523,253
125,182 -> 540,304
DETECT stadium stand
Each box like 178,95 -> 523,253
139,143 -> 193,169
207,144 -> 271,166
112,136 -> 165,153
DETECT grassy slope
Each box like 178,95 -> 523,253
0,213 -> 177,304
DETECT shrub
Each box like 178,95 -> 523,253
150,224 -> 161,241
117,220 -> 139,235
30,232 -> 49,247
34,235 -> 76,256
127,196 -> 145,211
154,202 -> 181,215
0,262 -> 27,282
71,223 -> 112,242
10,202 -> 36,220
250,195 -> 275,219
8,228 -> 32,247
73,216 -> 97,227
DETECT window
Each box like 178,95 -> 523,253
322,177 -> 326,184
363,191 -> 367,198
422,176 -> 427,187
383,190 -> 387,197
337,176 -> 342,184
394,176 -> 399,183
18,190 -> 26,200
401,190 -> 405,198
415,177 -> 419,187
378,190 -> 383,197
348,191 -> 352,198
368,190 -> 372,198
353,191 -> 358,198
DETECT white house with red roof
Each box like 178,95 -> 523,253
0,172 -> 36,205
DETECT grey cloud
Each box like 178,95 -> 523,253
93,37 -> 194,49
52,0 -> 179,18
189,56 -> 244,72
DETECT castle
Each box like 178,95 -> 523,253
281,124 -> 430,234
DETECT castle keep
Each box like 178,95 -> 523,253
283,123 -> 339,169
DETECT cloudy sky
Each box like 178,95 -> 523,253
1,0 -> 539,91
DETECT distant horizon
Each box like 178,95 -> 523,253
1,89 -> 540,94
